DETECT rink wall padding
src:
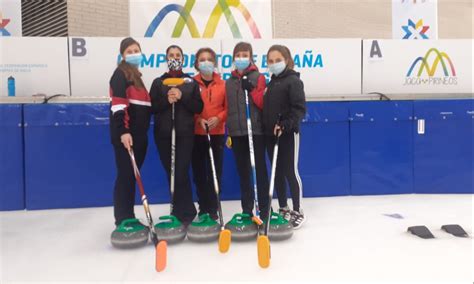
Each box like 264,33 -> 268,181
23,104 -> 116,210
413,100 -> 474,194
1,100 -> 472,210
0,104 -> 25,211
349,101 -> 415,195
299,102 -> 351,197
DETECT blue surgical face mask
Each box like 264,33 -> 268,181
234,57 -> 250,71
125,53 -> 142,67
269,61 -> 287,76
198,61 -> 215,76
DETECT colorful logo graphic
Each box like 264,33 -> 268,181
144,0 -> 261,38
404,47 -> 457,86
402,19 -> 429,39
406,48 -> 456,77
0,11 -> 11,36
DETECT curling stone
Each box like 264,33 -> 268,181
111,218 -> 149,249
261,212 -> 293,241
224,213 -> 258,241
187,213 -> 220,242
154,215 -> 186,244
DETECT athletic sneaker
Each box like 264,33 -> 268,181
290,209 -> 306,229
278,206 -> 291,221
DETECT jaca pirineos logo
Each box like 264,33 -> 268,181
404,48 -> 457,86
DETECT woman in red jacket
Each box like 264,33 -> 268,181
109,37 -> 151,248
191,47 -> 227,220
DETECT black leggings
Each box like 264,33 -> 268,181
112,135 -> 147,226
231,135 -> 269,218
191,135 -> 225,216
266,132 -> 303,211
155,135 -> 197,224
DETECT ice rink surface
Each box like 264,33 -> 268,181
1,194 -> 472,283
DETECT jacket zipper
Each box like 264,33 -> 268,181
237,78 -> 243,135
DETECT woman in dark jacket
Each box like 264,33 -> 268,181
263,44 -> 307,229
109,37 -> 151,247
149,45 -> 204,225
225,42 -> 269,221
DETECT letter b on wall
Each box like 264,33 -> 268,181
71,38 -> 87,58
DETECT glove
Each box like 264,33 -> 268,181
241,77 -> 254,93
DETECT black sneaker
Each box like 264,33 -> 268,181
290,209 -> 306,229
278,206 -> 291,221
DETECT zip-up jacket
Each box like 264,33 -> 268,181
225,64 -> 266,136
150,72 -> 203,138
109,68 -> 151,144
193,72 -> 227,135
263,68 -> 306,135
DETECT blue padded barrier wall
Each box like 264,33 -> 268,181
7,99 -> 472,211
413,100 -> 474,193
299,102 -> 351,197
22,104 -> 244,210
349,101 -> 414,195
140,130 -> 242,204
220,147 -> 243,201
24,104 -> 116,209
0,104 -> 25,211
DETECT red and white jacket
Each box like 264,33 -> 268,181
109,68 -> 151,144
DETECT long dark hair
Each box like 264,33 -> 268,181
118,37 -> 145,88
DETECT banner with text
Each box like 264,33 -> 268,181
363,39 -> 473,94
69,38 -> 362,98
0,37 -> 70,96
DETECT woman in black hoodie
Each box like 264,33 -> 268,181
263,45 -> 306,229
149,45 -> 203,225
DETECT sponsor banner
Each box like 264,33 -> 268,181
363,39 -> 472,94
69,38 -> 362,98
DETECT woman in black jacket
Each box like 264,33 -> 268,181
149,45 -> 204,225
263,44 -> 307,229
109,37 -> 151,247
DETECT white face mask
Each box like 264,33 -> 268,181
234,57 -> 250,71
268,61 -> 287,76
198,61 -> 215,76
